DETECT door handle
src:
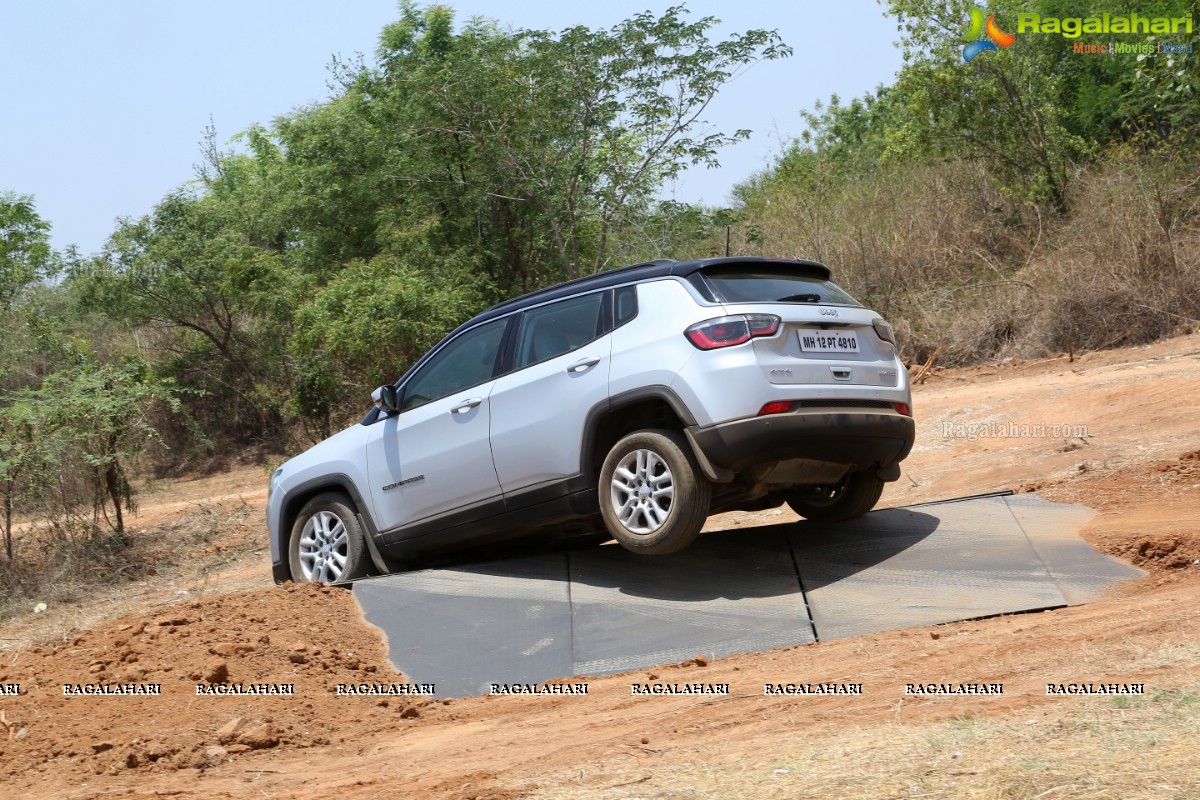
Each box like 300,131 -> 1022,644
451,398 -> 483,414
566,356 -> 601,373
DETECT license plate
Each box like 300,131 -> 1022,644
797,329 -> 860,353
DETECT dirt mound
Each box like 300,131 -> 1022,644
1131,449 -> 1200,573
0,583 -> 452,781
1021,448 -> 1200,578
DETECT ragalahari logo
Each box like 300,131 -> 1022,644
962,7 -> 1016,61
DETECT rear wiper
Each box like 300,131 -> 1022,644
776,293 -> 822,303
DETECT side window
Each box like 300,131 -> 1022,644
401,318 -> 507,411
615,286 -> 638,326
514,293 -> 605,370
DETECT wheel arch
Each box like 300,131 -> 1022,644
581,387 -> 697,490
275,474 -> 390,582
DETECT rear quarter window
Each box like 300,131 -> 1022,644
614,286 -> 638,325
699,268 -> 862,306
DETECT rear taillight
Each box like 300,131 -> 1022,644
684,314 -> 780,350
894,402 -> 912,416
872,318 -> 896,345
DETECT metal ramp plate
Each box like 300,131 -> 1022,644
1001,493 -> 1143,604
569,527 -> 814,675
353,493 -> 1143,696
792,498 -> 1066,640
353,556 -> 574,697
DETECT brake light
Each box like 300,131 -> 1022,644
872,318 -> 896,345
894,402 -> 912,416
758,401 -> 792,416
684,314 -> 780,350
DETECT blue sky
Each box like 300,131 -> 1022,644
1,1 -> 904,255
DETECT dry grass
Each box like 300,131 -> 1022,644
1027,150 -> 1200,355
524,685 -> 1200,799
727,149 -> 1200,368
517,633 -> 1200,799
0,497 -> 260,633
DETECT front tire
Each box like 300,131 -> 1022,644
599,430 -> 711,555
288,492 -> 370,584
786,470 -> 884,523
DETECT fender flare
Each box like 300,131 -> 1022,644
277,474 -> 391,580
578,386 -> 733,483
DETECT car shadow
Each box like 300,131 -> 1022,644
787,507 -> 943,592
382,507 -> 941,603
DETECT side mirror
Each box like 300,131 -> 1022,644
372,384 -> 400,414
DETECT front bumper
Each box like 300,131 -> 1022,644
689,411 -> 915,475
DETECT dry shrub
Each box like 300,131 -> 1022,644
0,520 -> 148,621
0,498 -> 255,624
1024,150 -> 1200,353
738,160 -> 1031,295
732,159 -> 1040,364
729,148 -> 1200,365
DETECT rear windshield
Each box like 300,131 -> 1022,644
698,267 -> 862,306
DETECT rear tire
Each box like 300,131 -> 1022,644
786,470 -> 884,522
599,430 -> 711,555
288,492 -> 371,584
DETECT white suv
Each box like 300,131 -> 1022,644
267,257 -> 915,584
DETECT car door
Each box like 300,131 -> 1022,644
488,291 -> 611,499
365,317 -> 510,539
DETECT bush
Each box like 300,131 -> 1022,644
726,147 -> 1200,366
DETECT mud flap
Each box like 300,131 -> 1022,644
876,463 -> 902,482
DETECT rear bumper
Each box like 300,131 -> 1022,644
689,411 -> 915,474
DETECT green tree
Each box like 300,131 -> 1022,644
0,398 -> 43,561
72,4 -> 791,441
0,192 -> 53,310
883,0 -> 1086,208
0,356 -> 193,548
75,190 -> 299,442
882,0 -> 1194,207
366,3 -> 790,280
289,222 -> 490,438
